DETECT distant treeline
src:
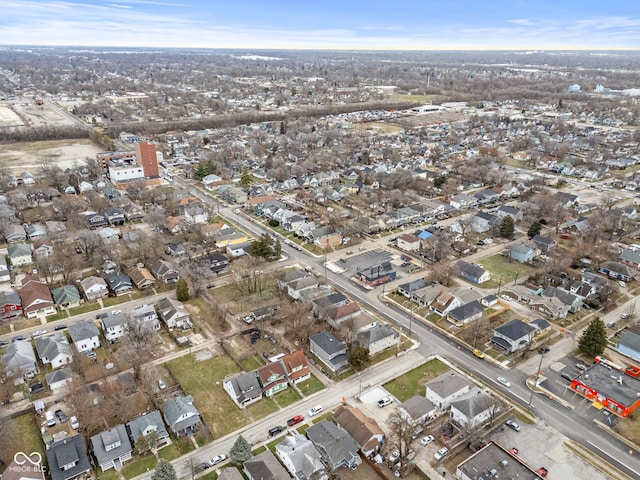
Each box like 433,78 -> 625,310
0,100 -> 421,145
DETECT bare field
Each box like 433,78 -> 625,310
0,104 -> 25,128
0,139 -> 102,174
10,101 -> 75,129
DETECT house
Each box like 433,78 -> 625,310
457,260 -> 491,284
100,311 -> 127,342
529,317 -> 551,334
128,266 -> 156,290
355,261 -> 396,287
165,242 -> 186,256
276,433 -> 327,480
448,300 -> 483,326
257,362 -> 288,397
532,235 -> 556,253
45,367 -> 73,390
90,425 -> 133,471
151,259 -> 180,284
217,468 -> 244,480
287,276 -> 319,300
79,276 -> 109,301
480,294 -> 498,308
491,319 -> 536,353
310,332 -> 349,372
18,274 -> 55,318
398,395 -> 437,424
619,248 -> 640,271
33,241 -> 54,258
530,296 -> 569,319
509,244 -> 535,263
207,252 -> 230,274
243,449 -> 290,480
325,302 -> 362,326
130,304 -> 161,332
277,269 -> 309,290
312,292 -> 349,317
2,340 -> 38,381
555,191 -> 579,208
334,405 -> 385,456
397,233 -> 420,252
52,285 -> 81,309
428,291 -> 461,316
617,330 -> 640,362
309,225 -> 342,249
224,371 -> 263,408
495,205 -> 522,221
126,410 -> 169,450
0,255 -> 10,283
45,435 -> 91,480
357,323 -> 400,355
85,212 -> 108,228
450,193 -> 478,210
68,320 -> 101,352
306,420 -> 361,471
397,278 -> 429,298
121,203 -> 145,222
35,333 -> 72,369
104,273 -> 133,296
104,207 -> 126,226
542,286 -> 582,313
600,261 -> 634,282
156,297 -> 191,330
163,395 -> 201,435
4,224 -> 27,243
0,290 -> 21,321
425,370 -> 472,411
279,350 -> 311,385
449,387 -> 498,430
471,211 -> 497,233
7,243 -> 32,266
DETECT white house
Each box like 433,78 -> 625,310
35,333 -> 72,369
397,233 -> 420,252
449,387 -> 498,430
68,320 -> 101,353
425,370 -> 472,411
100,311 -> 127,342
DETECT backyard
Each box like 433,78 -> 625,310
383,358 -> 449,402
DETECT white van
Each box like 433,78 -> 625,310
45,411 -> 56,427
308,405 -> 323,417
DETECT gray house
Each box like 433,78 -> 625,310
3,340 -> 37,381
223,371 -> 263,408
163,395 -> 201,436
509,244 -> 535,264
306,420 -> 360,471
447,300 -> 483,326
357,324 -> 400,355
90,425 -> 132,471
126,410 -> 169,449
35,333 -> 72,370
45,435 -> 91,480
491,319 -> 536,353
456,261 -> 491,284
310,332 -> 349,372
243,450 -> 290,480
275,434 -> 326,480
68,320 -> 101,353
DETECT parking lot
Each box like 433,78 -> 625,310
334,248 -> 421,282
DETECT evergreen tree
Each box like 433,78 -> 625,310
229,435 -> 252,464
349,346 -> 371,371
151,460 -> 177,480
433,174 -> 447,188
239,169 -> 253,186
176,279 -> 190,302
274,238 -> 282,258
527,221 -> 542,239
500,215 -> 515,239
578,318 -> 607,358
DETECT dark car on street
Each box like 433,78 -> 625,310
268,425 -> 285,437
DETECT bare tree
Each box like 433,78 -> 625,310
386,410 -> 416,469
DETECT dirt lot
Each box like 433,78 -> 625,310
0,138 -> 102,174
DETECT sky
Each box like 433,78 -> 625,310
1,0 -> 640,50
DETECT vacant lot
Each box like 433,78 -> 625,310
477,254 -> 535,288
0,138 -> 102,174
383,358 -> 449,402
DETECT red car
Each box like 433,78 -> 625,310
537,467 -> 548,477
287,415 -> 304,427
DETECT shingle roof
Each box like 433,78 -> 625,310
426,370 -> 470,399
310,332 -> 345,356
45,435 -> 90,480
68,320 -> 100,343
494,319 -> 536,341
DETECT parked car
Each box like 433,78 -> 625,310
411,425 -> 424,439
377,396 -> 393,408
268,425 -> 285,437
0,340 -> 9,347
31,329 -> 47,337
505,419 -> 521,432
576,363 -> 589,372
11,335 -> 26,342
561,373 -> 573,382
308,405 -> 323,417
434,447 -> 448,460
55,409 -> 68,422
70,416 -> 79,430
420,435 -> 435,446
45,411 -> 56,427
497,377 -> 511,387
287,415 -> 304,427
388,450 -> 400,463
538,346 -> 550,354
208,454 -> 226,466
29,381 -> 45,394
157,379 -> 166,390
54,324 -> 68,331
620,312 -> 630,319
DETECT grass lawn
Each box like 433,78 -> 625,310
13,413 -> 45,460
208,284 -> 242,304
167,354 -> 248,438
252,445 -> 267,456
246,397 -> 279,420
615,413 -> 640,444
297,375 -> 325,397
273,388 -> 301,408
265,436 -> 285,454
122,455 -> 157,479
95,469 -> 121,480
477,254 -> 535,289
158,438 -> 195,461
383,358 -> 449,402
239,355 -> 264,371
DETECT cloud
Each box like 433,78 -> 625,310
509,19 -> 535,26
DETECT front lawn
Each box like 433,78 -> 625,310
167,354 -> 248,438
13,413 -> 44,461
297,375 -> 325,396
122,455 -> 157,479
95,469 -> 120,480
477,254 -> 535,289
158,438 -> 195,461
383,358 -> 449,402
246,397 -> 279,420
273,388 -> 301,408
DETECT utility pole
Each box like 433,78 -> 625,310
528,347 -> 548,406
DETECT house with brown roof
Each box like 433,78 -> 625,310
334,405 -> 385,456
428,291 -> 461,316
397,233 -> 420,252
128,266 -> 156,290
18,274 -> 55,318
279,350 -> 311,385
325,302 -> 362,327
256,362 -> 288,397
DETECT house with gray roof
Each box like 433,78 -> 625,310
616,330 -> 640,362
126,410 -> 169,450
150,259 -> 180,284
532,235 -> 556,253
224,371 -> 263,408
310,332 -> 349,373
163,395 -> 201,435
52,285 -> 81,309
450,387 -> 498,430
243,449 -> 290,480
130,304 -> 161,332
306,420 -> 360,471
3,340 -> 37,381
456,260 -> 490,284
399,395 -> 437,424
0,290 -> 21,320
397,278 -> 429,298
90,425 -> 132,471
334,405 -> 385,457
276,433 -> 327,480
357,324 -> 399,355
104,273 -> 133,296
68,320 -> 101,353
100,311 -> 127,342
618,248 -> 640,271
4,224 -> 26,243
45,435 -> 91,480
509,244 -> 535,263
448,300 -> 483,326
425,370 -> 472,411
35,333 -> 72,369
7,242 -> 32,266
491,319 -> 536,353
45,367 -> 73,390
79,276 -> 109,302
156,297 -> 191,330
